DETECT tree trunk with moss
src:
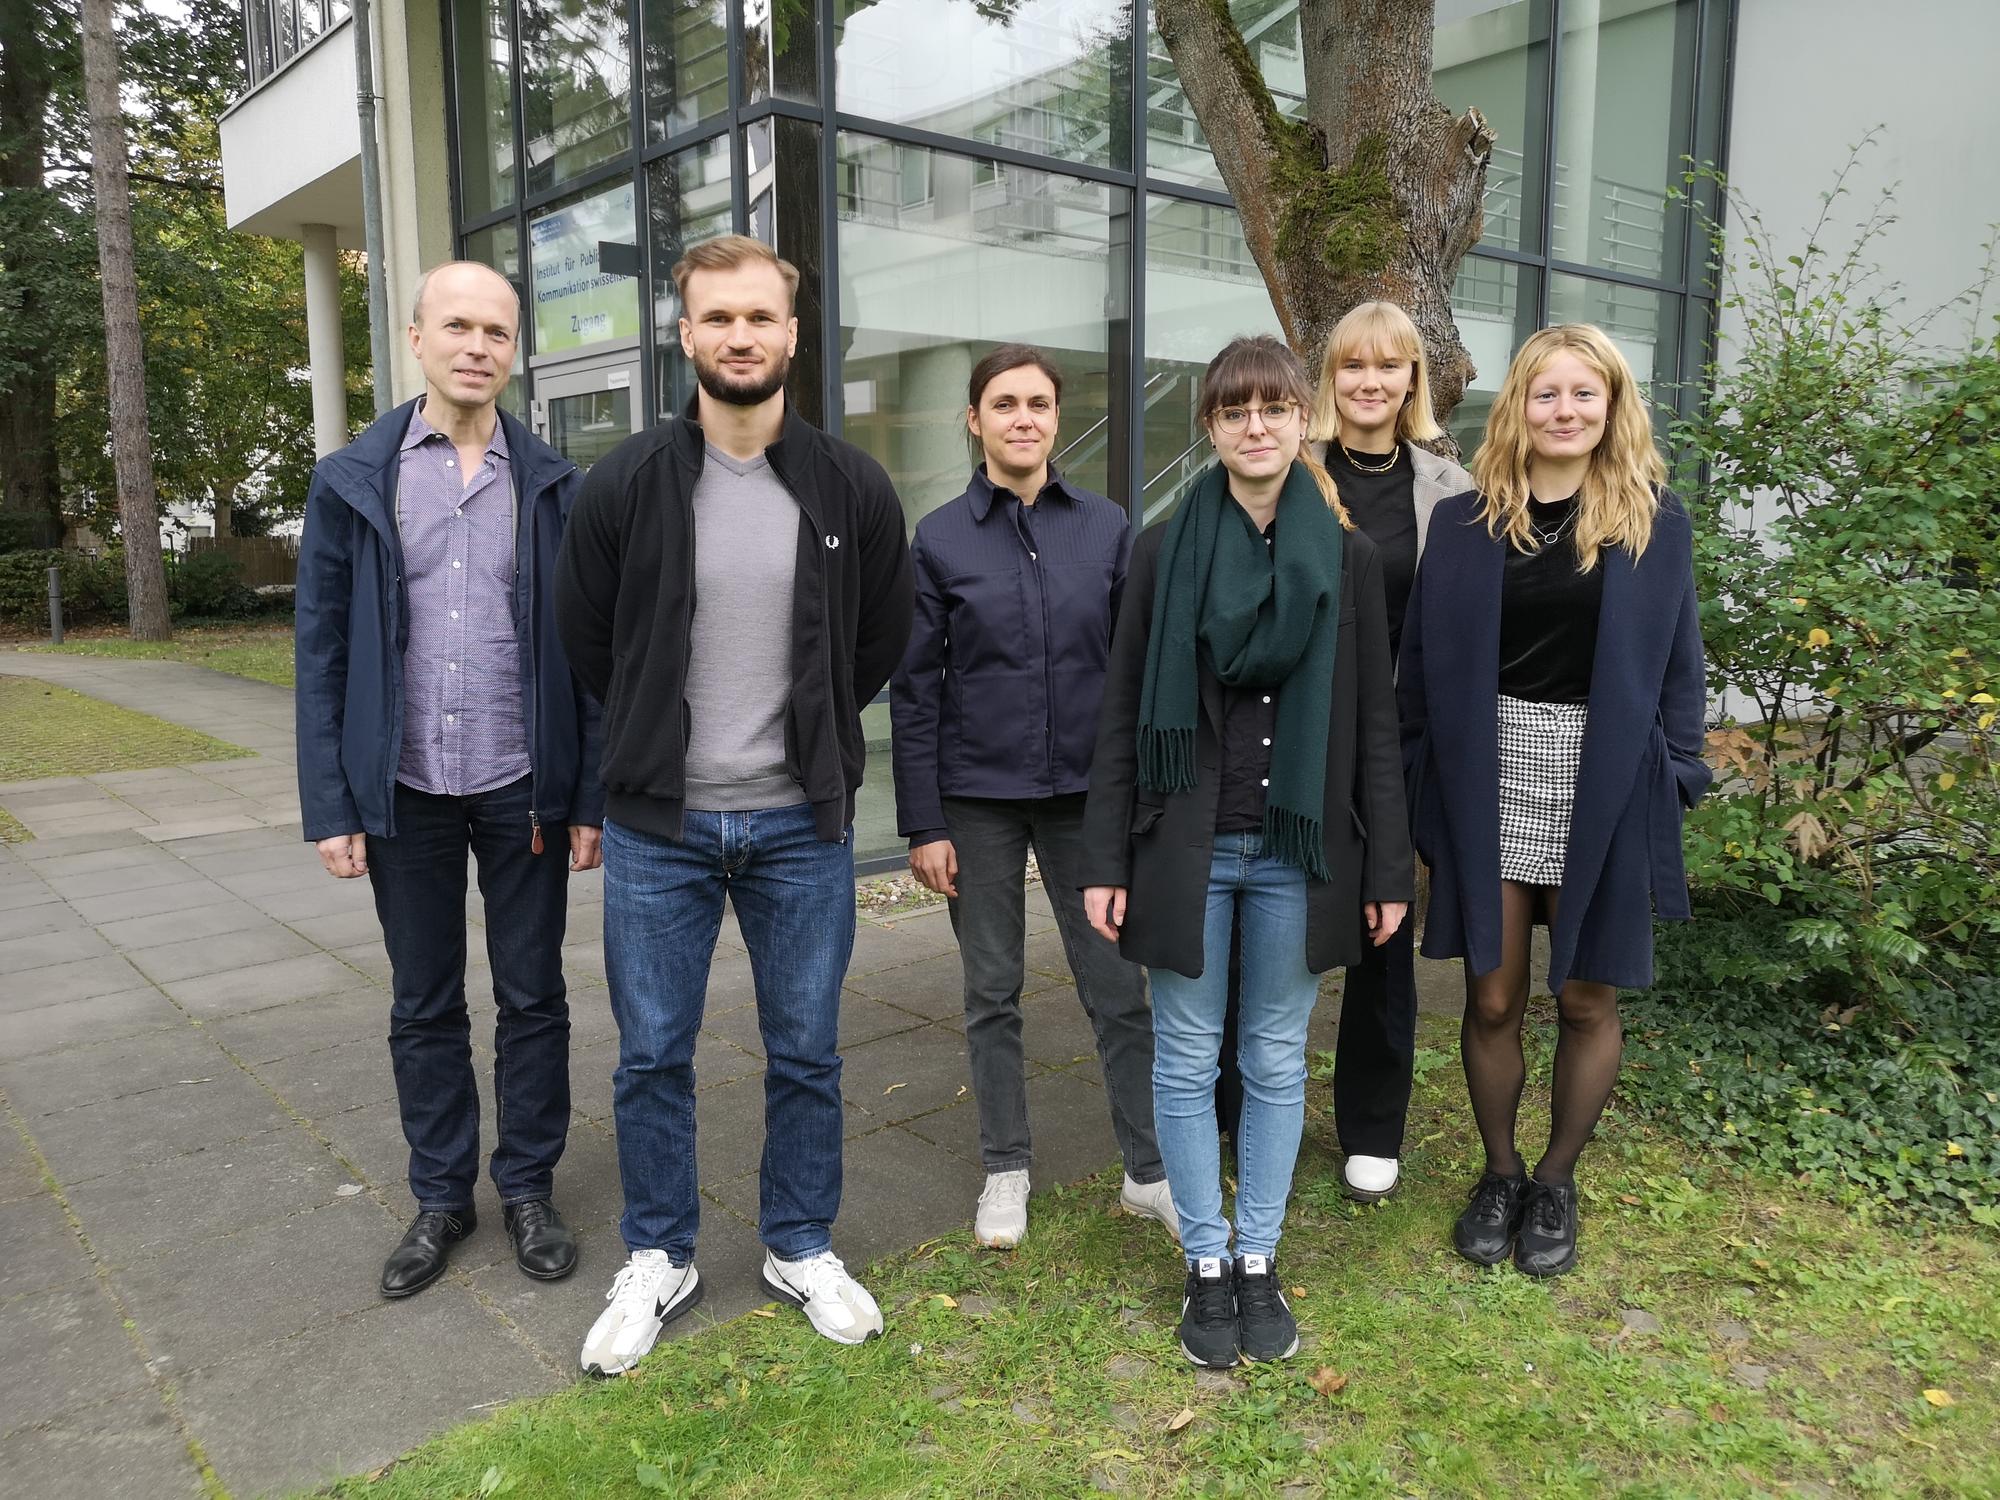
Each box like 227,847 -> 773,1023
78,0 -> 171,639
1155,0 -> 1495,434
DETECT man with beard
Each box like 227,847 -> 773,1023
555,235 -> 912,1373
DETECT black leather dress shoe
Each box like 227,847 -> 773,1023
504,1198 -> 577,1280
1514,1179 -> 1580,1277
381,1207 -> 476,1298
1453,1170 -> 1530,1266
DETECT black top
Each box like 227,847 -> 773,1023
1497,496 -> 1603,703
1214,513 -> 1279,833
1325,441 -> 1419,660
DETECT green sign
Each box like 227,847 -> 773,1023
529,181 -> 640,356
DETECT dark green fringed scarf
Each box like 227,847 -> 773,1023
1137,461 -> 1344,880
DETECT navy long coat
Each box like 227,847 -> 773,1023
1397,489 -> 1711,992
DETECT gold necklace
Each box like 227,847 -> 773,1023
1339,440 -> 1400,475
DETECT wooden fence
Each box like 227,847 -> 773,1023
185,535 -> 299,588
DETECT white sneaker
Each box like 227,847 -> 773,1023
760,1249 -> 883,1345
1343,1154 -> 1401,1201
1120,1174 -> 1182,1243
579,1248 -> 702,1376
974,1169 -> 1031,1249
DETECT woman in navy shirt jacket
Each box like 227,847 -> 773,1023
890,345 -> 1178,1255
1399,323 -> 1710,1278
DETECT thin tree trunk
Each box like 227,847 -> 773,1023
78,0 -> 171,639
1155,0 -> 1495,439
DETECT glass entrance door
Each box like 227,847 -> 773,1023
533,355 -> 642,468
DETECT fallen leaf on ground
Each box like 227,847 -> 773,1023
955,1085 -> 968,1098
935,1293 -> 959,1308
1618,1193 -> 1641,1205
749,1308 -> 776,1319
883,1082 -> 907,1095
1708,1403 -> 1730,1422
1165,1407 -> 1197,1432
1288,1286 -> 1307,1299
1307,1367 -> 1349,1396
1924,1389 -> 1956,1408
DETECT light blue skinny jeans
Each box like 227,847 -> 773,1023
1148,831 -> 1319,1263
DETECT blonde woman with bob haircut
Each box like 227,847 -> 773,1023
1290,299 -> 1471,1206
1398,323 -> 1710,1279
1080,335 -> 1412,1370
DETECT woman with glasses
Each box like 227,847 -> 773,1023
1400,324 -> 1710,1277
890,344 -> 1179,1254
1081,335 -> 1412,1369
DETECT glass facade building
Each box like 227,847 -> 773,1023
443,0 -> 1734,866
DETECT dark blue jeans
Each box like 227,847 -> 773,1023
366,776 -> 572,1212
602,804 -> 854,1262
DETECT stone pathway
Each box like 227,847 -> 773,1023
0,650 -> 1462,1497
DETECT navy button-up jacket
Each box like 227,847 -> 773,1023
890,465 -> 1132,847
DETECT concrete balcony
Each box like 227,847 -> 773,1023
219,16 -> 362,246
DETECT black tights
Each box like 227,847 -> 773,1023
1460,882 -> 1622,1187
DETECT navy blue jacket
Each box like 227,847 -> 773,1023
294,399 -> 605,844
1398,488 -> 1712,992
890,465 -> 1131,846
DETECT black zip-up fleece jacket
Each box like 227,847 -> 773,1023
553,401 -> 914,844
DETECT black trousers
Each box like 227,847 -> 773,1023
1215,909 -> 1418,1161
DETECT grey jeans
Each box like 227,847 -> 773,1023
940,794 -> 1164,1183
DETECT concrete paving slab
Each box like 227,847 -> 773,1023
65,1126 -> 356,1267
26,844 -> 174,879
93,897 -> 270,953
32,1066 -> 294,1187
838,1021 -> 975,1125
250,880 -> 377,922
0,1192 -> 91,1300
167,1281 -> 565,1500
255,1037 -> 399,1119
0,1283 -> 154,1432
688,1074 -> 780,1187
161,951 -> 369,1017
838,993 -> 930,1050
0,1024 -> 222,1119
691,1030 -> 767,1092
0,1390 -> 201,1499
283,906 -> 385,950
10,828 -> 150,862
68,877 -> 237,925
1,953 -> 147,1010
328,940 -> 393,987
179,840 -> 318,878
0,900 -> 83,942
204,989 -> 386,1064
0,1135 -> 45,1204
0,988 -> 185,1061
317,1101 -> 418,1195
108,1197 -> 396,1376
164,826 -> 300,858
125,925 -> 317,984
845,913 -> 959,975
45,860 -> 189,901
213,859 -> 327,899
136,814 -> 269,843
843,950 -> 967,1020
566,1038 -> 621,1122
566,989 -> 622,1048
1020,985 -> 1108,1069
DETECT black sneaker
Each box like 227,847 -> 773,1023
1514,1179 -> 1579,1277
1177,1257 -> 1238,1368
1453,1170 -> 1530,1266
1233,1254 -> 1298,1361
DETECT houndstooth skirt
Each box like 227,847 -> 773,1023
1497,695 -> 1588,886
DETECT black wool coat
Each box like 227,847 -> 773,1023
1397,489 -> 1712,992
1078,509 -> 1415,979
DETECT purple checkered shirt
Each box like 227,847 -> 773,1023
394,404 -> 532,797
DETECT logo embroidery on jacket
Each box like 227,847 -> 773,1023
825,534 -> 841,549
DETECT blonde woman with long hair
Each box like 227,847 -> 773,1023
1398,324 -> 1710,1277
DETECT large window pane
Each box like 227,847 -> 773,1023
1141,194 -> 1279,524
836,131 -> 1128,534
1449,254 -> 1540,458
641,0 -> 727,143
529,179 -> 642,358
1434,0 -> 1551,255
462,221 -> 527,417
834,0 -> 1134,171
519,0 -> 632,196
646,137 -> 734,420
1548,269 -> 1681,432
453,0 -> 517,219
746,117 -> 825,428
1550,0 -> 1697,280
1147,0 -> 1302,192
744,0 -> 818,106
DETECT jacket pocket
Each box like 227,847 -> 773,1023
1349,802 -> 1368,840
1130,800 -> 1164,836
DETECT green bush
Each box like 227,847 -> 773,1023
1624,908 -> 2000,1224
1673,156 -> 2000,1000
167,549 -> 259,619
0,549 -> 124,630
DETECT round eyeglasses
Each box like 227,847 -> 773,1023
1212,401 -> 1300,434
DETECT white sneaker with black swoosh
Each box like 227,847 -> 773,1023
760,1248 -> 883,1345
580,1248 -> 703,1376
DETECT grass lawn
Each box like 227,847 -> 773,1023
0,804 -> 28,842
18,621 -> 295,687
330,1015 -> 1998,1499
0,674 -> 251,782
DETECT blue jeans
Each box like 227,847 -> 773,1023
602,805 -> 854,1262
366,776 -> 572,1212
1149,832 -> 1318,1262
